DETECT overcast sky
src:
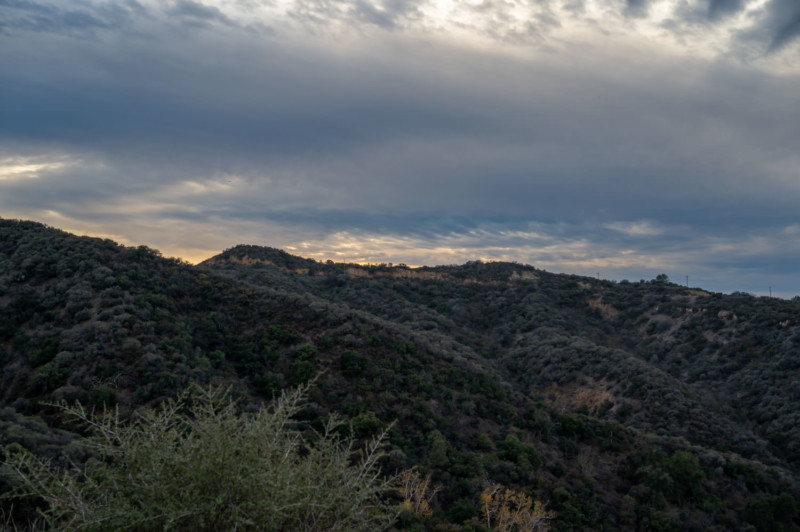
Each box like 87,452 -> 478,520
1,0 -> 799,296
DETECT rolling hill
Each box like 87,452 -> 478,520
1,219 -> 798,531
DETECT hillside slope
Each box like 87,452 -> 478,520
1,221 -> 798,531
205,245 -> 800,470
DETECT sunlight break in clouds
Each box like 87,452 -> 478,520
0,156 -> 75,182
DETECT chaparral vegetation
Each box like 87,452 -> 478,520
1,218 -> 798,531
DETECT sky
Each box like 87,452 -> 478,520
1,0 -> 799,297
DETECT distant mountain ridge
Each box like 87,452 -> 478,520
2,218 -> 799,531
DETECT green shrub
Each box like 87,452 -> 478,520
745,492 -> 798,532
87,386 -> 118,409
252,371 -> 284,396
352,411 -> 383,438
2,385 -> 396,531
340,350 -> 369,377
289,359 -> 315,386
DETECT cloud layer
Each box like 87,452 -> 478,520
1,0 -> 799,296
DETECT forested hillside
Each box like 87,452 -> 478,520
1,219 -> 799,531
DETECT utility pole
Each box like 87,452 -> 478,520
686,275 -> 689,288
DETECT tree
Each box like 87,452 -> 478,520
745,492 -> 798,532
480,483 -> 554,531
1,384 -> 396,531
397,469 -> 439,517
427,430 -> 449,467
665,450 -> 704,505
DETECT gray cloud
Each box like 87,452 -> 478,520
352,0 -> 425,28
624,0 -> 650,18
1,0 -> 800,296
707,0 -> 747,21
286,0 -> 424,31
3,26 -> 798,216
0,0 -> 147,36
562,0 -> 585,14
765,0 -> 800,52
4,0 -> 799,58
667,0 -> 800,56
168,0 -> 237,28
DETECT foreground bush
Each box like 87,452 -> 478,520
2,385 -> 395,531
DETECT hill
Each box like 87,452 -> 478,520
1,219 -> 799,530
